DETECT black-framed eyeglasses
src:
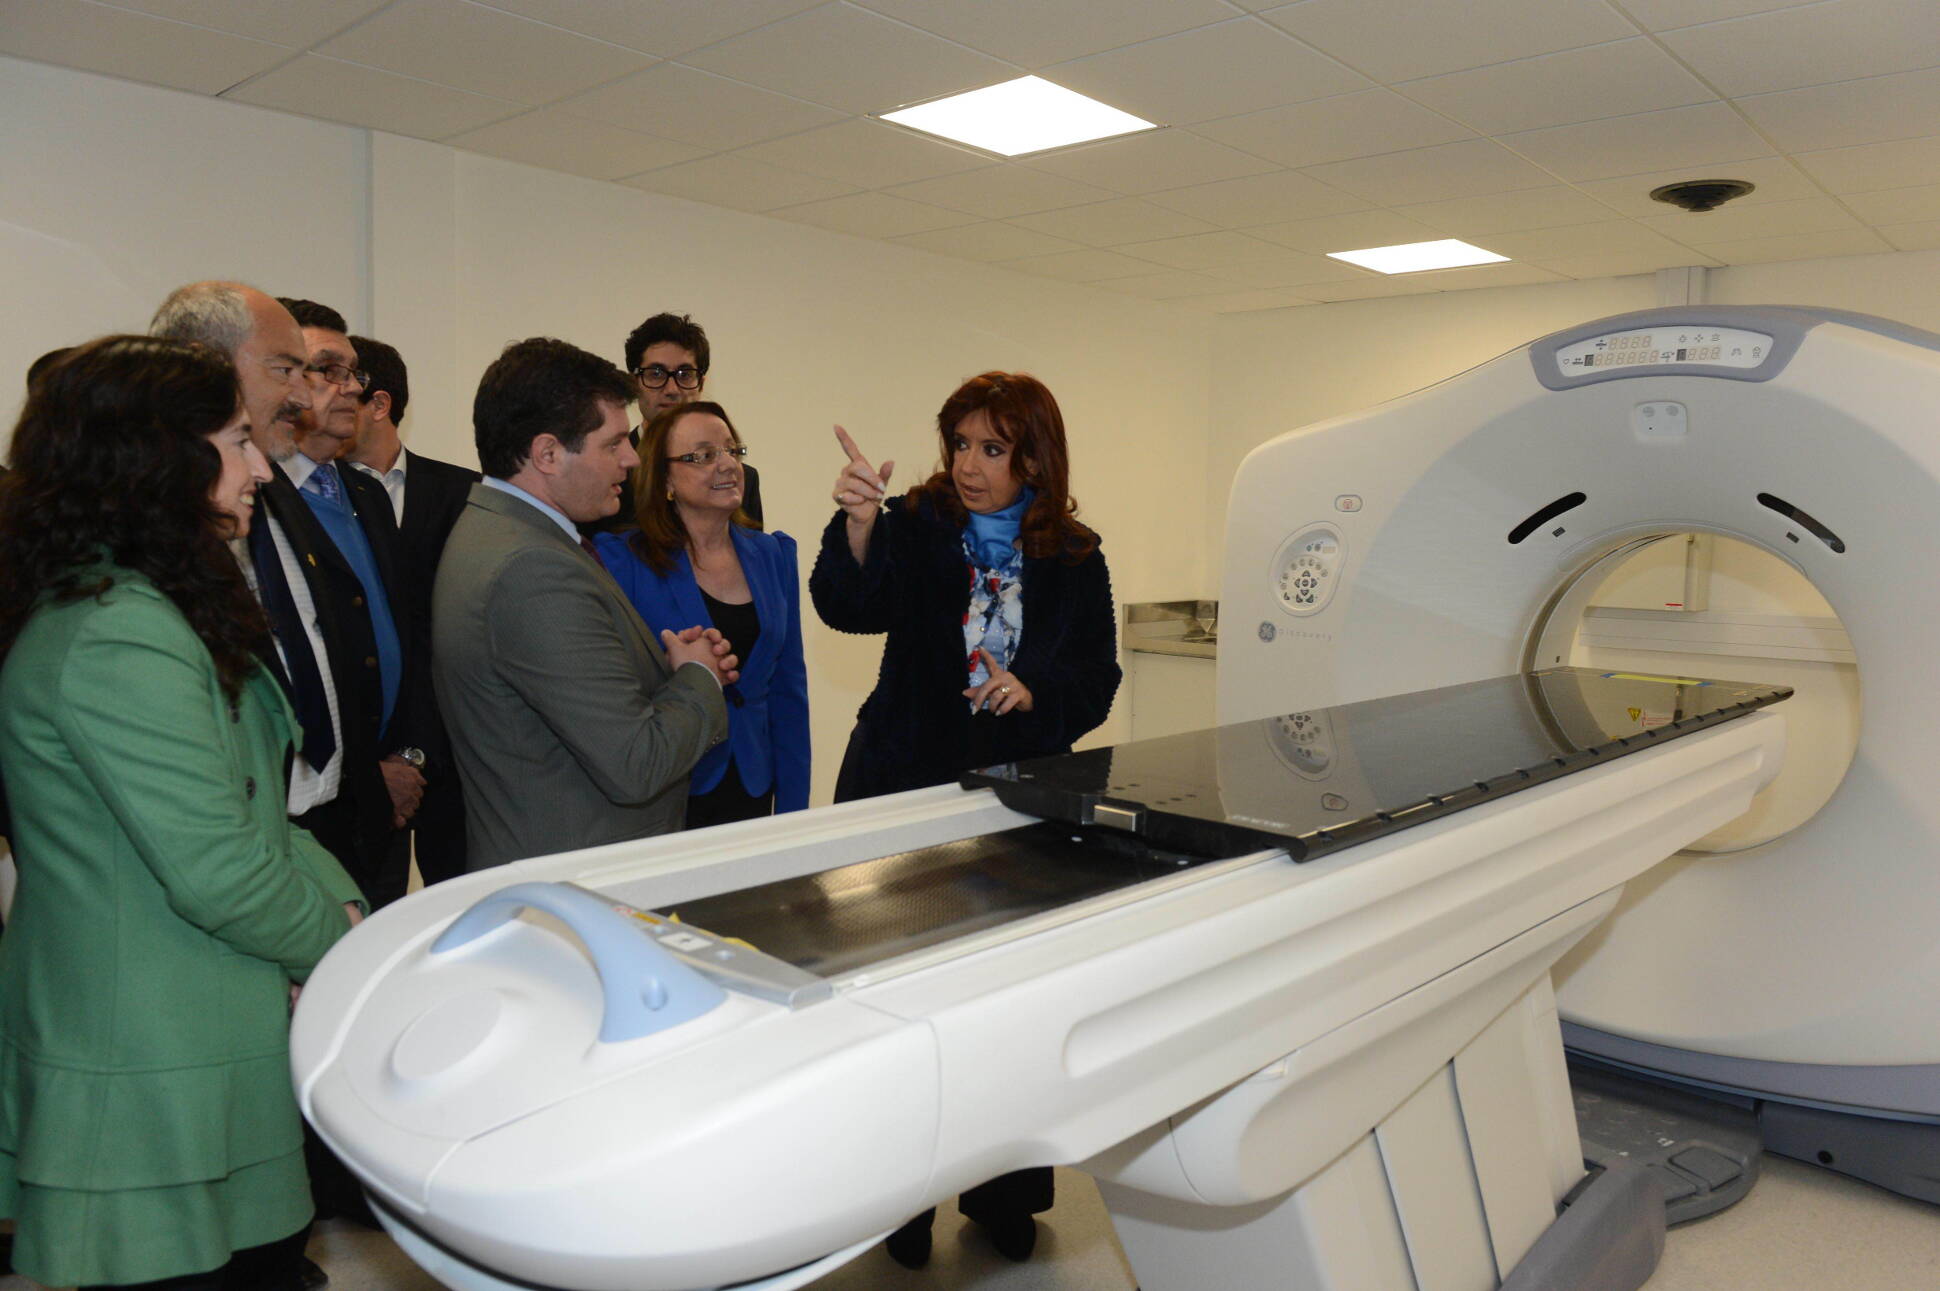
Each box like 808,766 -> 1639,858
634,363 -> 703,390
306,362 -> 369,389
666,446 -> 748,467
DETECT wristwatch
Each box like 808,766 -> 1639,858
394,747 -> 427,769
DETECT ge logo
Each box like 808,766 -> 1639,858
1259,621 -> 1276,642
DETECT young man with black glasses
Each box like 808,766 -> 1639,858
581,312 -> 763,536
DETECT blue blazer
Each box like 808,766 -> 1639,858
596,526 -> 810,812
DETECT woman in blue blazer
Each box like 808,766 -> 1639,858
596,402 -> 809,826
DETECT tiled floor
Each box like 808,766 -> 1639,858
10,1153 -> 1933,1290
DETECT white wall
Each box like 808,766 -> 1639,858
1,54 -> 370,424
3,56 -> 1211,806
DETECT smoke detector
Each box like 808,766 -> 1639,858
1649,179 -> 1756,213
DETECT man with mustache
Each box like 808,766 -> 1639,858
150,285 -> 408,911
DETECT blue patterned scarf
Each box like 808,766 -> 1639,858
962,488 -> 1033,702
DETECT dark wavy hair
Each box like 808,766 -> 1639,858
628,401 -> 754,572
906,371 -> 1097,562
0,335 -> 267,699
474,337 -> 636,479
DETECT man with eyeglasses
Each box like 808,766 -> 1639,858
271,299 -> 425,912
581,312 -> 763,536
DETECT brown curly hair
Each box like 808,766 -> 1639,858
0,335 -> 268,700
905,371 -> 1097,562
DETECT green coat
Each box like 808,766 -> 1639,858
0,567 -> 364,1287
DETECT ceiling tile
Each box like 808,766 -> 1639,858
1043,18 -> 1370,126
98,0 -> 387,46
446,109 -> 705,180
1010,197 -> 1222,245
1842,182 -> 1940,224
224,54 -> 525,139
1299,276 -> 1453,302
736,119 -> 989,189
1259,0 -> 1634,82
317,0 -> 652,105
558,62 -> 842,151
1879,220 -> 1940,251
1641,196 -> 1863,243
1194,89 -> 1473,169
1503,103 -> 1770,183
1396,186 -> 1624,237
1096,270 -> 1237,299
1023,130 -> 1279,195
1533,247 -> 1724,278
479,0 -> 827,58
1735,67 -> 1940,154
681,2 -> 1016,115
1196,287 -> 1323,313
1144,170 -> 1369,226
1475,221 -> 1694,260
891,221 -> 1085,260
885,166 -> 1119,218
0,0 -> 293,95
1303,139 -> 1556,206
1205,254 -> 1372,287
621,155 -> 860,212
1698,227 -> 1896,264
1792,134 -> 1940,194
1655,0 -> 1940,98
1571,156 -> 1820,216
853,0 -> 1239,69
1002,248 -> 1156,281
1617,0 -> 1821,30
1247,208 -> 1449,253
1344,262 -> 1569,293
1116,231 -> 1298,269
1398,39 -> 1716,136
768,191 -> 981,238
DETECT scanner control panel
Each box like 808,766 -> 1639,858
1274,524 -> 1344,616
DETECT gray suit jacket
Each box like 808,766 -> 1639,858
432,484 -> 728,870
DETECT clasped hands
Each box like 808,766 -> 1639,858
662,624 -> 740,688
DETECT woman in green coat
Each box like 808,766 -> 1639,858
0,336 -> 366,1290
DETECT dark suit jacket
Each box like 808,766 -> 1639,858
809,496 -> 1121,801
394,452 -> 479,623
390,450 -> 479,883
434,484 -> 730,869
258,461 -> 418,885
595,525 -> 810,811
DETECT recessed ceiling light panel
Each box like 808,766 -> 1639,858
1327,239 -> 1510,274
881,76 -> 1157,157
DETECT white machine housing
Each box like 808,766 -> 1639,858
295,705 -> 1782,1291
1219,305 -> 1940,1118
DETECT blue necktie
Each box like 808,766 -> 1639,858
306,464 -> 342,506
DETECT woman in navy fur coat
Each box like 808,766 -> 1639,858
810,371 -> 1121,1266
597,402 -> 809,827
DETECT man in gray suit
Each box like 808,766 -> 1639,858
434,337 -> 734,870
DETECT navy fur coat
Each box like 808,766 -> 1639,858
810,495 -> 1121,801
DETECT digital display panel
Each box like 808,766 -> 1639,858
1555,326 -> 1774,377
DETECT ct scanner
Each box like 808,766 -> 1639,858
1218,304 -> 1940,1201
291,304 -> 1934,1291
